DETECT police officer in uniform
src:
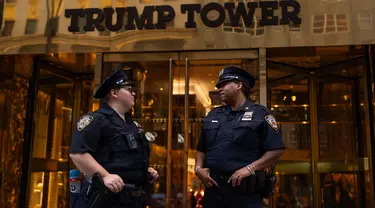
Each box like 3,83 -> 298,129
194,66 -> 285,208
69,68 -> 159,208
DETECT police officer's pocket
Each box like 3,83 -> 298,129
203,121 -> 220,145
233,121 -> 262,146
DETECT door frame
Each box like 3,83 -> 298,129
267,55 -> 373,208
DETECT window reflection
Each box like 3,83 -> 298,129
272,174 -> 312,208
321,173 -> 357,208
268,69 -> 311,158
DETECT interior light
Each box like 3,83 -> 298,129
291,96 -> 296,102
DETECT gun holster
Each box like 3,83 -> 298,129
257,171 -> 277,198
239,165 -> 277,198
87,174 -> 113,208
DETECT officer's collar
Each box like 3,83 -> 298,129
224,100 -> 253,114
97,102 -> 115,115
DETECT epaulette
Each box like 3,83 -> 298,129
213,105 -> 226,112
252,103 -> 271,114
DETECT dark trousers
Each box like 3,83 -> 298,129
203,184 -> 263,208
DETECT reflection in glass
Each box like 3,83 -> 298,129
268,69 -> 310,159
321,173 -> 357,208
318,81 -> 356,160
28,172 -> 45,208
32,91 -> 50,159
272,174 -> 312,208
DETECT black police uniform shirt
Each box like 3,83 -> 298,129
196,100 -> 284,174
69,102 -> 150,183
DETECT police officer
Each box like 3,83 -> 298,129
69,68 -> 159,208
194,66 -> 285,208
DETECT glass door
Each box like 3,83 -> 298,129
27,60 -> 76,208
267,56 -> 373,208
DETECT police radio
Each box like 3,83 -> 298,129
69,169 -> 81,193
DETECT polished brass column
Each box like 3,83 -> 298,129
309,75 -> 321,208
166,58 -> 173,208
183,58 -> 190,208
259,48 -> 267,106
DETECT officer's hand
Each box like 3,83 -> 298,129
102,174 -> 125,193
228,167 -> 252,187
195,168 -> 218,188
148,167 -> 159,183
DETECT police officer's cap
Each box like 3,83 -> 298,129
93,68 -> 134,99
215,66 -> 255,89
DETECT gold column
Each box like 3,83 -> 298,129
364,45 -> 375,206
183,58 -> 190,208
259,48 -> 267,106
309,75 -> 321,208
166,58 -> 173,208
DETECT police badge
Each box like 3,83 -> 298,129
265,115 -> 279,131
77,115 -> 93,131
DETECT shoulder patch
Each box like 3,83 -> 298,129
265,115 -> 279,131
77,115 -> 94,131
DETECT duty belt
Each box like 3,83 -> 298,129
209,172 -> 232,185
84,175 -> 145,197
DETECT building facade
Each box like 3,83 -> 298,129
1,0 -> 375,208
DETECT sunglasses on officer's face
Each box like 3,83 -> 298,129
122,86 -> 137,93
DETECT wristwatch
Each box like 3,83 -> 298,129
194,166 -> 202,173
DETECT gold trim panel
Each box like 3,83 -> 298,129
316,158 -> 371,173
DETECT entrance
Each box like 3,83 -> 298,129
102,50 -> 262,208
101,48 -> 374,208
18,54 -> 95,208
268,52 -> 373,208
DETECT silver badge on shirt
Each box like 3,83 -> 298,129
241,111 -> 253,121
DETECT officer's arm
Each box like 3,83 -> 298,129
195,126 -> 207,170
251,112 -> 285,171
69,114 -> 110,177
70,153 -> 110,177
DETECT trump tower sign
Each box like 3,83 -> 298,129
64,1 -> 302,32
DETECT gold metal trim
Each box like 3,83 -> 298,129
183,58 -> 190,208
316,158 -> 370,173
179,50 -> 258,60
274,162 -> 311,174
166,58 -> 173,208
309,76 -> 321,208
103,52 -> 179,62
259,48 -> 267,105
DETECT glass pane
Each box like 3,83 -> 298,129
28,172 -> 45,208
52,83 -> 74,162
32,90 -> 51,159
187,58 -> 259,207
0,55 -> 32,208
102,60 -> 170,207
321,173 -> 358,208
268,69 -> 310,160
318,80 -> 356,160
47,171 -> 68,208
272,174 -> 312,208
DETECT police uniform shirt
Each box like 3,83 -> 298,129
196,100 -> 284,174
69,102 -> 148,181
